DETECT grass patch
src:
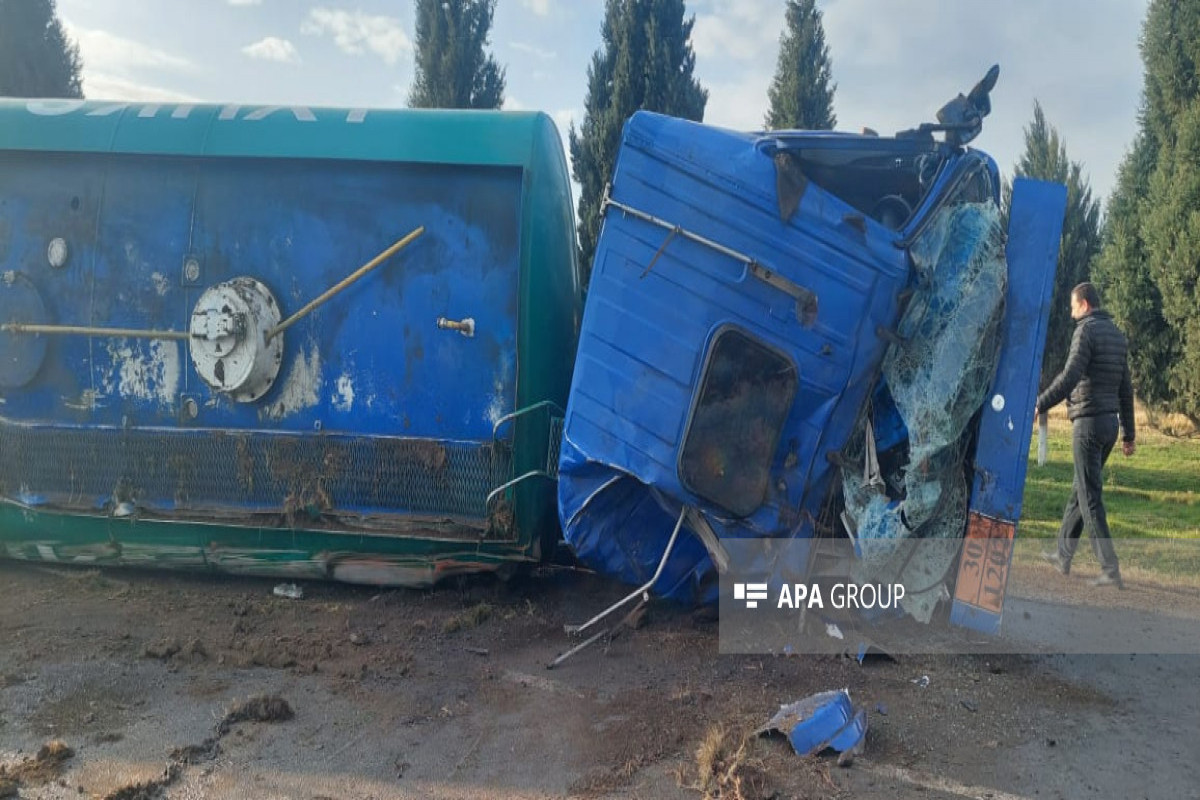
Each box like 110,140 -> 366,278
1020,413 -> 1200,577
680,725 -> 768,800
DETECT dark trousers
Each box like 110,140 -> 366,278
1056,414 -> 1121,577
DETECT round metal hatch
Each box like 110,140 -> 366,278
0,271 -> 49,388
188,277 -> 283,402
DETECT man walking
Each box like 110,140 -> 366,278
1036,282 -> 1136,588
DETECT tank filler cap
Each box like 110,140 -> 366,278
188,277 -> 283,402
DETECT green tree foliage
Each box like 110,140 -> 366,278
570,0 -> 708,284
1003,102 -> 1101,391
408,0 -> 505,109
0,0 -> 83,99
1097,0 -> 1200,421
764,0 -> 835,131
1092,132 -> 1177,407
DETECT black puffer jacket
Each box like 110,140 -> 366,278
1036,309 -> 1136,441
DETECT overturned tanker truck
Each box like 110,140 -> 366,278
0,66 -> 1065,635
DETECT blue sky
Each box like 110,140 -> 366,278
57,0 -> 1147,207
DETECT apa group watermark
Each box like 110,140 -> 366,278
733,582 -> 905,611
718,536 -> 1200,656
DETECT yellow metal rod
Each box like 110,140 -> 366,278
0,322 -> 190,340
268,226 -> 425,340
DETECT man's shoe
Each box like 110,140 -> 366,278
1089,573 -> 1124,589
1041,551 -> 1070,576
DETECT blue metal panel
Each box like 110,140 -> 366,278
951,177 -> 1067,632
0,151 -> 523,519
1,153 -> 521,439
559,112 -> 915,599
966,178 -> 1067,521
950,597 -> 1003,636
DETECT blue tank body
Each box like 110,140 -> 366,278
0,100 -> 580,584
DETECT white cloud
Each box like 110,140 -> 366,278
242,36 -> 300,64
691,0 -> 781,61
552,108 -> 577,140
80,73 -> 202,103
700,73 -> 771,132
817,0 -> 1147,203
301,8 -> 411,66
551,108 -> 581,207
521,0 -> 552,16
64,23 -> 196,75
510,41 -> 556,61
227,0 -> 262,5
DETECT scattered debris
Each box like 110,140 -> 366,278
856,641 -> 896,664
142,638 -> 181,660
142,637 -> 208,663
0,740 -> 74,793
911,674 -> 930,688
874,702 -> 888,716
0,674 -> 26,689
960,698 -> 979,713
825,623 -> 845,640
464,646 -> 490,657
547,626 -> 609,669
216,694 -> 294,736
548,599 -> 648,669
443,603 -> 492,634
757,690 -> 868,760
273,583 -> 303,600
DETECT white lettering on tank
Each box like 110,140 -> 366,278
86,103 -> 128,117
243,106 -> 317,122
26,102 -> 371,125
26,100 -> 85,116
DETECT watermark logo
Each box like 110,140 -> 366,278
733,582 -> 769,609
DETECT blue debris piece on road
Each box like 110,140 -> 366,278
757,689 -> 869,757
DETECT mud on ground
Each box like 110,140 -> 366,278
0,560 -> 1197,799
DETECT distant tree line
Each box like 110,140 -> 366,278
1094,0 -> 1200,424
1011,0 -> 1200,423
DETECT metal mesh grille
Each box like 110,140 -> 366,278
547,416 -> 564,477
0,424 -> 512,520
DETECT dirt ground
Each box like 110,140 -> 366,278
1,557 -> 1198,800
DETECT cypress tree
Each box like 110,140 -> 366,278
409,0 -> 505,109
569,0 -> 707,285
1093,131 -> 1177,408
0,0 -> 83,99
764,0 -> 836,131
1097,0 -> 1200,421
1004,102 -> 1101,391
